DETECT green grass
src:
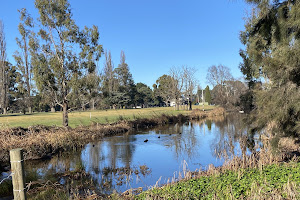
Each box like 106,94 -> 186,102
135,162 -> 300,199
0,105 -> 215,128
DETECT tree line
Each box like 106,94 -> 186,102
0,0 -> 250,127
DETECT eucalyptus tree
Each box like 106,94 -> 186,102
241,0 -> 300,135
73,25 -> 103,110
13,8 -> 34,113
0,20 -> 8,114
72,72 -> 101,110
32,0 -> 102,127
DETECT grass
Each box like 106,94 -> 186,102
0,105 -> 215,128
134,162 -> 300,199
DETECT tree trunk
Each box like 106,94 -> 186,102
91,99 -> 95,110
63,101 -> 68,127
3,107 -> 7,115
28,106 -> 32,114
51,107 -> 55,112
189,101 -> 192,111
175,103 -> 179,111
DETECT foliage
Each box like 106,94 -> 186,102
13,8 -> 34,114
136,162 -> 300,199
206,65 -> 248,109
135,82 -> 154,107
153,74 -> 174,106
0,20 -> 8,114
101,50 -> 137,109
204,85 -> 211,105
211,80 -> 247,109
31,0 -> 103,126
240,0 -> 300,136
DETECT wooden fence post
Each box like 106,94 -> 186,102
10,148 -> 26,200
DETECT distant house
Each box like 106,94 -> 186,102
169,98 -> 186,107
169,100 -> 176,107
198,102 -> 209,106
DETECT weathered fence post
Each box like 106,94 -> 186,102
10,148 -> 26,200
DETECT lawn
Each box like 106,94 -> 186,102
0,105 -> 215,128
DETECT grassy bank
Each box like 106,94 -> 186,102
0,106 -> 221,163
24,160 -> 300,200
0,105 -> 215,128
134,162 -> 300,199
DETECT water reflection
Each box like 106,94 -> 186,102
1,114 -> 256,195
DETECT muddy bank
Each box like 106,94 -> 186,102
0,108 -> 225,165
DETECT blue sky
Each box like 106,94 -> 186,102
0,0 -> 250,89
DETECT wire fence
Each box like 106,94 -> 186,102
0,172 -> 12,185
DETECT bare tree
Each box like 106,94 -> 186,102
206,65 -> 233,87
0,20 -> 8,114
182,66 -> 197,110
167,66 -> 198,110
169,67 -> 184,110
207,65 -> 246,108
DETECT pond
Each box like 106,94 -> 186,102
0,113 -> 257,196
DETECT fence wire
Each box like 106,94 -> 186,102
0,173 -> 12,185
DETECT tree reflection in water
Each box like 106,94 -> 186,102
211,114 -> 255,159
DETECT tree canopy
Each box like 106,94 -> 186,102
240,0 -> 300,136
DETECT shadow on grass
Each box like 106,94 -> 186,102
0,112 -> 50,118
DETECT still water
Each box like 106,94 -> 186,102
3,114 -> 256,195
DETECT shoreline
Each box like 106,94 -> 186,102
0,107 -> 225,164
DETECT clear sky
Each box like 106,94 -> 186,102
0,0 -> 250,89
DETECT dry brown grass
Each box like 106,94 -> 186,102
189,107 -> 225,120
0,122 -> 131,163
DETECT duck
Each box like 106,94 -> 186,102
144,139 -> 148,142
158,136 -> 160,138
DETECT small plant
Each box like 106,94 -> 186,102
104,117 -> 109,123
118,115 -> 124,121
